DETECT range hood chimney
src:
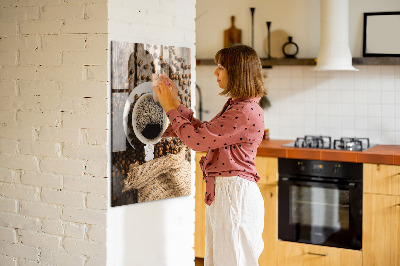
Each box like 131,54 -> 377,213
314,0 -> 358,71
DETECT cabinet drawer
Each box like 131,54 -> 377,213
364,164 -> 400,196
255,156 -> 278,186
277,241 -> 362,266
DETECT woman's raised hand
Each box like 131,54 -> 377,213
153,75 -> 176,113
160,74 -> 181,109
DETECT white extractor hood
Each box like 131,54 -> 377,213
314,0 -> 358,71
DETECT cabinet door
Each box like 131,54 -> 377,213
364,164 -> 400,196
255,156 -> 278,186
259,185 -> 278,266
277,241 -> 362,266
363,193 -> 400,266
195,152 -> 207,258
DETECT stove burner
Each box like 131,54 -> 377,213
295,135 -> 332,149
333,137 -> 370,151
286,136 -> 372,151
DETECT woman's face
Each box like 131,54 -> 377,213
214,64 -> 228,90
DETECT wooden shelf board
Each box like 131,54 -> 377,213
196,57 -> 400,67
352,57 -> 400,65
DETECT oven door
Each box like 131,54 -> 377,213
278,176 -> 362,250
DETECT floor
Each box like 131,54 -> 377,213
195,257 -> 204,266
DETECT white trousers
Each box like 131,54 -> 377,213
205,176 -> 264,266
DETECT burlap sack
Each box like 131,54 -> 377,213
123,146 -> 191,203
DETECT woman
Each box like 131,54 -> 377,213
154,44 -> 266,266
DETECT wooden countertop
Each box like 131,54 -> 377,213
257,139 -> 400,165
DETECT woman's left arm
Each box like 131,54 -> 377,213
162,104 -> 204,137
165,107 -> 249,152
155,76 -> 203,138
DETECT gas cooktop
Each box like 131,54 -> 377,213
282,135 -> 375,151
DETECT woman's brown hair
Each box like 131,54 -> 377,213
214,44 -> 266,99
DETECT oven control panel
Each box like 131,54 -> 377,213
280,158 -> 362,180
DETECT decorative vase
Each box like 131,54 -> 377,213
282,36 -> 299,58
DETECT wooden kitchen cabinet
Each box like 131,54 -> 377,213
195,152 -> 207,258
363,163 -> 400,196
363,192 -> 400,266
255,156 -> 278,186
363,163 -> 400,266
256,156 -> 279,266
258,184 -> 278,266
276,241 -> 362,266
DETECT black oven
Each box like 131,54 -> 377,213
278,158 -> 363,250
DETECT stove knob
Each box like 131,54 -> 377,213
334,164 -> 341,174
297,161 -> 305,171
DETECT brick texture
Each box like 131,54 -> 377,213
61,207 -> 106,226
40,249 -> 85,266
0,226 -> 17,243
41,219 -> 64,236
0,1 -> 108,264
0,0 -> 196,264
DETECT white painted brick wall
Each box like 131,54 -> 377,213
87,225 -> 106,243
0,241 -> 39,261
0,168 -> 16,183
64,175 -> 107,195
0,0 -> 108,264
1,0 -> 197,264
42,219 -> 64,236
64,222 -> 85,239
87,193 -> 107,210
40,249 -> 85,266
0,197 -> 17,213
38,127 -> 80,143
18,80 -> 61,97
0,213 -> 41,231
62,207 -> 106,226
0,183 -> 39,201
0,226 -> 17,243
41,188 -> 85,208
0,255 -> 16,266
84,160 -> 107,178
19,230 -> 61,251
20,171 -> 62,189
20,200 -> 62,220
62,81 -> 107,98
40,157 -> 85,176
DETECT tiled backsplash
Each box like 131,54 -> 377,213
196,65 -> 400,145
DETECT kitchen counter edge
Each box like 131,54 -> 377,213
257,139 -> 400,165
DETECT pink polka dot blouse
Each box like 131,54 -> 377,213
163,97 -> 265,205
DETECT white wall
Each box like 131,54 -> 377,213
107,1 -> 196,266
0,0 -> 108,265
196,0 -> 400,145
197,65 -> 400,145
265,65 -> 400,144
196,0 -> 400,58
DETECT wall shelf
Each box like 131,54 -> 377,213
196,57 -> 400,67
352,57 -> 400,65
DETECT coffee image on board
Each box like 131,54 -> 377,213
135,95 -> 164,140
110,41 -> 192,207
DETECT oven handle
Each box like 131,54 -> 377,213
280,177 -> 356,189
